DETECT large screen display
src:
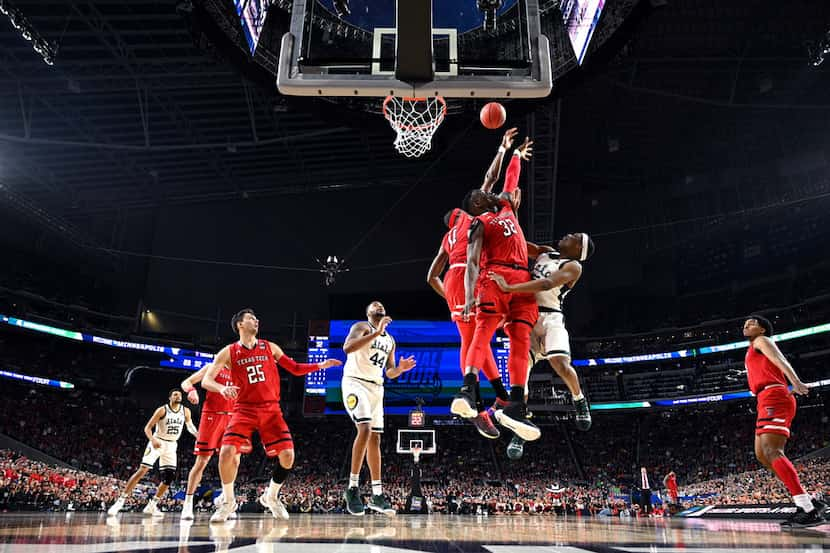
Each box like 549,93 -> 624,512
234,0 -> 268,54
560,0 -> 605,65
305,320 -> 510,415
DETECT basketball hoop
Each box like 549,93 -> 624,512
382,96 -> 447,158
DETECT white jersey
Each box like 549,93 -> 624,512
154,404 -> 186,441
531,251 -> 581,312
343,323 -> 395,386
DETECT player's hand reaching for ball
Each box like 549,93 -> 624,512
220,385 -> 240,399
319,359 -> 343,369
516,137 -> 533,160
792,380 -> 809,396
487,271 -> 511,292
151,438 -> 162,450
398,355 -> 417,372
501,127 -> 518,150
376,316 -> 393,334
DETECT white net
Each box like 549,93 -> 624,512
383,96 -> 447,158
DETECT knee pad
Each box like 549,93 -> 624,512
160,469 -> 175,485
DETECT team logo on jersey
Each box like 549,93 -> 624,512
346,394 -> 359,410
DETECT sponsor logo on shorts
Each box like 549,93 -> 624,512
346,394 -> 358,410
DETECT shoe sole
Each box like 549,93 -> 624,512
343,494 -> 365,516
494,410 -> 541,441
366,503 -> 396,517
473,419 -> 500,440
451,397 -> 477,419
259,495 -> 289,520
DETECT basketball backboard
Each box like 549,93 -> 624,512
277,0 -> 552,98
396,429 -> 436,455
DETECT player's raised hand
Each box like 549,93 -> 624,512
319,359 -> 343,369
487,271 -> 510,292
220,385 -> 240,399
377,316 -> 393,334
516,137 -> 533,160
791,380 -> 809,396
186,389 -> 200,405
398,355 -> 417,372
501,127 -> 518,150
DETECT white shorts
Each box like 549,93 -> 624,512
342,376 -> 384,433
140,438 -> 178,470
533,310 -> 571,358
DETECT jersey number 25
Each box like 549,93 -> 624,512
246,364 -> 265,384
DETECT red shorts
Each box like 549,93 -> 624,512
222,402 -> 293,457
444,266 -> 467,321
194,412 -> 252,456
755,385 -> 796,437
476,266 -> 538,325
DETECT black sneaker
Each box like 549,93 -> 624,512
494,401 -> 541,441
471,411 -> 500,439
812,498 -> 830,520
781,505 -> 828,528
451,387 -> 477,419
573,397 -> 592,431
343,486 -> 365,516
506,435 -> 525,460
367,494 -> 396,517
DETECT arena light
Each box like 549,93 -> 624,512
0,369 -> 74,389
591,400 -> 651,410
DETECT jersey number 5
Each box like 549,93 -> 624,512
497,219 -> 517,237
246,364 -> 265,384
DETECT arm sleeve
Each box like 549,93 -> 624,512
503,154 -> 521,194
278,354 -> 320,376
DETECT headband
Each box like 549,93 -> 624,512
580,233 -> 590,261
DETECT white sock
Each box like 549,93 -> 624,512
573,392 -> 584,401
371,480 -> 382,496
349,473 -> 359,488
222,483 -> 235,504
794,493 -> 814,512
268,480 -> 282,499
148,497 -> 158,504
184,494 -> 193,506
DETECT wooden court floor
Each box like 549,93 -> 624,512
0,513 -> 827,552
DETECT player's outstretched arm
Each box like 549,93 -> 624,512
481,128 -> 517,192
270,341 -> 342,375
181,363 -> 211,404
385,345 -> 416,379
426,245 -> 449,299
184,407 -> 198,438
497,137 -> 533,200
144,407 -> 165,449
202,347 -> 238,399
754,336 -> 809,395
488,262 -> 581,295
463,223 -> 484,319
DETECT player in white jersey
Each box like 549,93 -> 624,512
107,389 -> 198,517
490,233 -> 595,456
341,301 -> 416,516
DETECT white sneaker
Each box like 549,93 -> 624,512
259,493 -> 289,520
210,499 -> 238,523
213,492 -> 225,507
143,501 -> 159,516
181,503 -> 194,521
107,498 -> 125,517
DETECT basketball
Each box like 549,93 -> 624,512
480,102 -> 506,129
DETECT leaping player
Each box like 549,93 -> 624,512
342,301 -> 416,516
488,232 -> 595,457
179,362 -> 252,520
453,137 -> 540,442
742,315 -> 828,528
107,389 -> 198,516
202,308 -> 342,522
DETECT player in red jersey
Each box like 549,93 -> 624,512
202,308 -> 342,522
178,362 -> 252,520
453,137 -> 541,442
743,315 -> 828,528
662,471 -> 678,505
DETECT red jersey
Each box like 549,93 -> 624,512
745,342 -> 787,395
442,208 -> 473,266
666,474 -> 677,490
228,339 -> 281,404
202,365 -> 236,413
474,199 -> 529,270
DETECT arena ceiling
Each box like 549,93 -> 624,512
0,0 -> 828,247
